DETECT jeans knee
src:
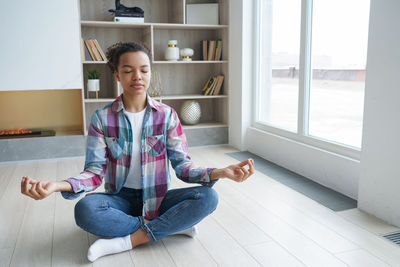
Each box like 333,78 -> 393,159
199,187 -> 219,213
74,195 -> 97,228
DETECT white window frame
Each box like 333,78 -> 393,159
252,0 -> 362,160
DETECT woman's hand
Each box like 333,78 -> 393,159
211,158 -> 255,182
21,176 -> 71,200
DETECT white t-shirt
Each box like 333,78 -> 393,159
123,108 -> 146,189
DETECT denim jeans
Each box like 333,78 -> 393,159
74,186 -> 218,241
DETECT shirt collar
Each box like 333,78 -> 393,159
111,93 -> 162,113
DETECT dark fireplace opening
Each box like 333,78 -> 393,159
0,128 -> 56,139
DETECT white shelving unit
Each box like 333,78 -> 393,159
79,0 -> 229,145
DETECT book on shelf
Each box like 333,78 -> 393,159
114,16 -> 144,23
205,76 -> 217,95
115,11 -> 144,17
207,40 -> 216,61
84,39 -> 96,61
202,75 -> 224,95
81,37 -> 86,61
84,38 -> 106,61
202,75 -> 213,93
201,40 -> 222,61
92,39 -> 107,61
201,40 -> 208,60
213,75 -> 224,95
214,40 -> 222,61
89,39 -> 102,61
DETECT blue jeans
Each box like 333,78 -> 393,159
74,186 -> 218,241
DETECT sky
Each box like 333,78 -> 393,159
265,0 -> 371,69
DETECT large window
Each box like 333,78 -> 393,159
255,0 -> 370,150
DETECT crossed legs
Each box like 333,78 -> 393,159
74,186 -> 218,261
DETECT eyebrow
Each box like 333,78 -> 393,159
121,64 -> 150,68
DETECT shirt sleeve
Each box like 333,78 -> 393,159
166,108 -> 218,187
61,110 -> 109,200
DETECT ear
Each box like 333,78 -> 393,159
114,71 -> 120,81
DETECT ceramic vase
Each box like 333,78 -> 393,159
180,100 -> 201,125
165,40 -> 179,61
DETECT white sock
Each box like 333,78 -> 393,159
172,225 -> 198,238
87,235 -> 132,262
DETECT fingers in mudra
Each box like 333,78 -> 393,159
231,158 -> 255,183
21,176 -> 43,200
37,182 -> 49,198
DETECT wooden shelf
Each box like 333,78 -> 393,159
81,21 -> 228,30
81,21 -> 150,28
84,98 -> 115,103
152,60 -> 228,64
182,122 -> 228,130
161,94 -> 228,100
83,61 -> 107,64
84,94 -> 227,103
83,60 -> 228,65
153,23 -> 228,30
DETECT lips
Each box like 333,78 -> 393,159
131,83 -> 144,88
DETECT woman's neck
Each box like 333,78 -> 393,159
122,92 -> 147,113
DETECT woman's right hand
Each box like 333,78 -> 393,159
21,176 -> 59,200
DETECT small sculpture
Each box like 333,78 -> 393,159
149,71 -> 163,97
108,0 -> 144,17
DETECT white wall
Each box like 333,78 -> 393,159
358,0 -> 400,227
0,0 -> 82,91
248,128 -> 360,199
229,0 -> 253,150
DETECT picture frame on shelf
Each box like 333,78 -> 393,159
186,3 -> 219,25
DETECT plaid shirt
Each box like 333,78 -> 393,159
62,95 -> 217,220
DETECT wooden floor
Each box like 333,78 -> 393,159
1,145 -> 400,267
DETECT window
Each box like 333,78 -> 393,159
255,0 -> 370,150
256,0 -> 301,132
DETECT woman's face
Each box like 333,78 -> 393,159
114,51 -> 151,96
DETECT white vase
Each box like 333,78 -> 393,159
87,79 -> 100,92
180,48 -> 194,61
165,40 -> 179,61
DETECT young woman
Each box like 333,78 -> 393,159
21,42 -> 255,262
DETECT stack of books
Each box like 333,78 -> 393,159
114,10 -> 144,23
201,40 -> 222,61
83,38 -> 107,61
202,75 -> 224,95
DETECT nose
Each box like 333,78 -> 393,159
132,69 -> 142,81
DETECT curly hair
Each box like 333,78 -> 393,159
106,42 -> 151,73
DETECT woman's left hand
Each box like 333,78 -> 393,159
211,158 -> 255,182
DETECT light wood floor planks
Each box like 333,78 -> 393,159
0,145 -> 399,266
